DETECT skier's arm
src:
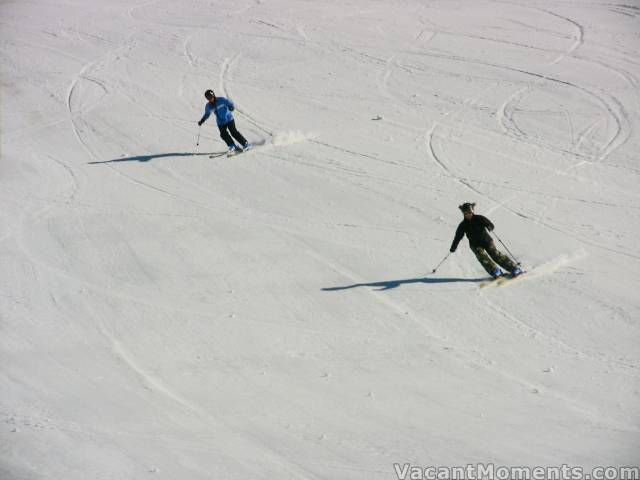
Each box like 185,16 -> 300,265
227,99 -> 235,111
198,105 -> 212,126
479,215 -> 495,231
450,224 -> 464,252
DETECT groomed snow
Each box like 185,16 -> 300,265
1,1 -> 639,478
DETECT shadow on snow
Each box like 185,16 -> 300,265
88,151 -> 226,164
322,276 -> 487,291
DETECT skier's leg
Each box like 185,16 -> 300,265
227,120 -> 248,147
218,124 -> 236,148
472,246 -> 499,275
486,242 -> 517,271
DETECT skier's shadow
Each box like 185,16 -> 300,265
322,276 -> 486,291
88,151 -> 226,164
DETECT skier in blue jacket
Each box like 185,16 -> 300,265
198,89 -> 251,154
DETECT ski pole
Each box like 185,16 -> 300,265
491,231 -> 521,265
196,125 -> 201,147
430,252 -> 451,274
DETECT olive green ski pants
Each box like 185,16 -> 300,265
472,242 -> 517,275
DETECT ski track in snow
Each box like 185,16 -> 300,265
541,7 -> 585,65
495,61 -> 630,164
123,0 -> 161,23
377,12 -> 437,103
219,52 -> 275,137
492,5 -> 631,168
102,333 -> 325,480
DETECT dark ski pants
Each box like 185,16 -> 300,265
472,241 -> 517,275
218,120 -> 247,149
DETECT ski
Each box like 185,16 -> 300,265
213,146 -> 255,159
480,271 -> 527,289
209,140 -> 265,158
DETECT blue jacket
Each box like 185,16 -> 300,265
200,97 -> 235,126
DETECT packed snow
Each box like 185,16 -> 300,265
1,0 -> 639,478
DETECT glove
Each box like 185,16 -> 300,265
450,247 -> 456,253
198,120 -> 203,126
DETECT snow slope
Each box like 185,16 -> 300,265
1,0 -> 639,478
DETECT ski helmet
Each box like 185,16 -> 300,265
458,202 -> 476,213
204,89 -> 215,100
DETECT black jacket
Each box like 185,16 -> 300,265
450,215 -> 494,251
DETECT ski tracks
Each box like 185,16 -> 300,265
100,330 -> 324,480
66,31 -> 140,163
496,6 -> 630,164
181,32 -> 199,70
377,13 -> 437,103
484,297 -> 640,379
122,0 -> 162,24
496,85 -> 529,139
46,154 -> 80,202
476,299 -> 639,430
488,12 -> 637,257
219,52 -> 274,137
541,8 -> 584,66
496,72 -> 629,165
426,83 -> 500,198
421,6 -> 636,261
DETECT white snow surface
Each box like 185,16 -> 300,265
2,0 -> 640,478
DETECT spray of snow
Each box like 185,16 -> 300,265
533,248 -> 588,275
272,130 -> 314,146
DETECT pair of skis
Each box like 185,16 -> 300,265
228,145 -> 253,157
210,147 -> 251,159
480,270 -> 528,289
210,142 -> 261,159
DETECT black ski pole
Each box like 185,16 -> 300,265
196,125 -> 201,147
431,252 -> 451,274
491,231 -> 521,265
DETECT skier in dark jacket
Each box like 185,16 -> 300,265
450,202 -> 523,278
198,89 -> 251,155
